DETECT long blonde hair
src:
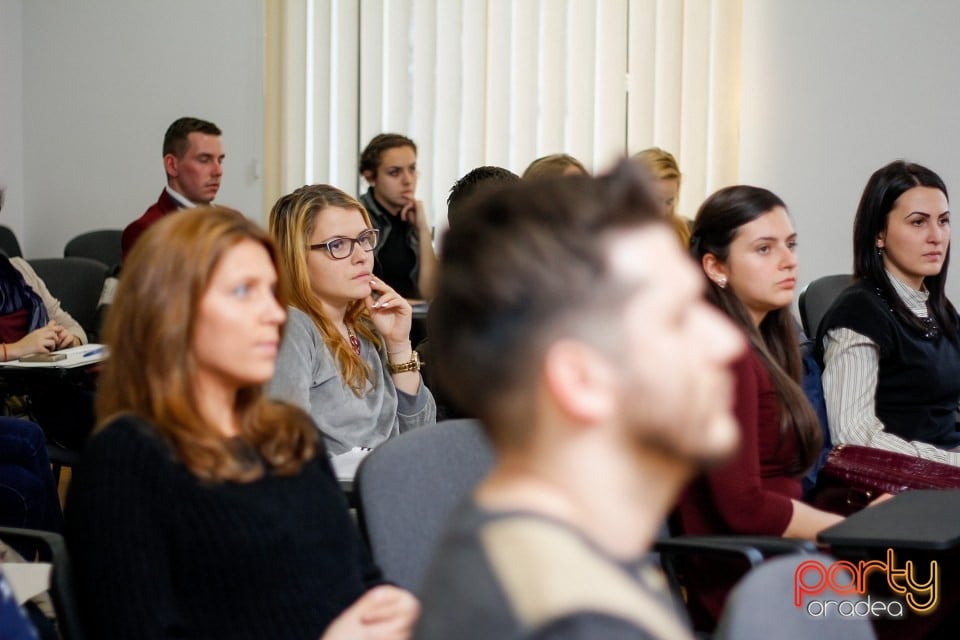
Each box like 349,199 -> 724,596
269,184 -> 381,395
97,207 -> 318,482
632,147 -> 691,246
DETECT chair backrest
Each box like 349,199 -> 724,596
355,418 -> 495,592
0,225 -> 23,258
0,526 -> 86,640
714,552 -> 875,640
798,274 -> 853,337
27,258 -> 108,339
63,229 -> 122,270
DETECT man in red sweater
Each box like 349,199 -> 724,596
122,117 -> 224,261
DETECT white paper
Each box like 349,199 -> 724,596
0,343 -> 109,369
330,447 -> 372,480
2,563 -> 51,605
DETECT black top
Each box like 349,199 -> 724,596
818,278 -> 960,450
360,188 -> 420,298
65,414 -> 382,639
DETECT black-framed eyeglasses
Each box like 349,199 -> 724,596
309,228 -> 380,260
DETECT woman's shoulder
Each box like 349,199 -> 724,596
822,280 -> 893,329
732,345 -> 767,376
281,306 -> 337,363
7,256 -> 29,271
81,414 -> 174,469
286,307 -> 335,348
68,414 -> 179,511
6,256 -> 35,281
285,305 -> 319,333
831,279 -> 882,306
730,346 -> 775,397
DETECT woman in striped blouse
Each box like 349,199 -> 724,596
818,160 -> 960,465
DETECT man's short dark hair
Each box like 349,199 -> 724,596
358,133 -> 417,176
163,117 -> 222,158
429,161 -> 662,438
447,166 -> 520,228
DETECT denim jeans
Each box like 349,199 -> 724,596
0,417 -> 63,536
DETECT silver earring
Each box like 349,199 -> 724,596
716,276 -> 728,289
876,246 -> 884,256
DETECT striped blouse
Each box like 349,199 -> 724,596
821,271 -> 960,466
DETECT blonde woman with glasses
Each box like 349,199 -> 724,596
268,184 -> 435,458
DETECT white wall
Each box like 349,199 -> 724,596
0,0 -> 25,239
740,0 -> 960,303
10,0 -> 264,258
8,0 -> 960,294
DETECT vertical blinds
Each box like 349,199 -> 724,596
264,0 -> 741,225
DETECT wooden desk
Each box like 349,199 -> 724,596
819,489 -> 960,552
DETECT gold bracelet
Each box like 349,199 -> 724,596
387,350 -> 420,374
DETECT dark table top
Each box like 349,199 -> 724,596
819,489 -> 960,551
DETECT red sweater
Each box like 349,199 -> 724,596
675,346 -> 802,624
121,189 -> 181,261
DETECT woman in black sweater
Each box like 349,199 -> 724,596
65,207 -> 418,639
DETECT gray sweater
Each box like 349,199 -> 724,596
269,307 -> 436,455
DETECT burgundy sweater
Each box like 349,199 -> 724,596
675,347 -> 802,623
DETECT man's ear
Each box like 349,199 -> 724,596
542,339 -> 616,424
362,170 -> 376,187
163,153 -> 179,179
701,253 -> 728,287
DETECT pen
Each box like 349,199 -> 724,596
82,347 -> 104,357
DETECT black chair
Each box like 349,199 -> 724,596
47,443 -> 81,485
355,417 -> 817,611
798,274 -> 852,337
63,230 -> 122,270
26,258 -> 108,341
656,531 -> 817,633
0,225 -> 23,258
0,526 -> 85,640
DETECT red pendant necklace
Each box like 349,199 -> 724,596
347,329 -> 361,356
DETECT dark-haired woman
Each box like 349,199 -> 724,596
0,189 -> 85,359
819,160 -> 960,465
0,219 -> 92,448
677,185 -> 843,624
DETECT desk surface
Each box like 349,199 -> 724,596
0,344 -> 107,370
819,489 -> 960,551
